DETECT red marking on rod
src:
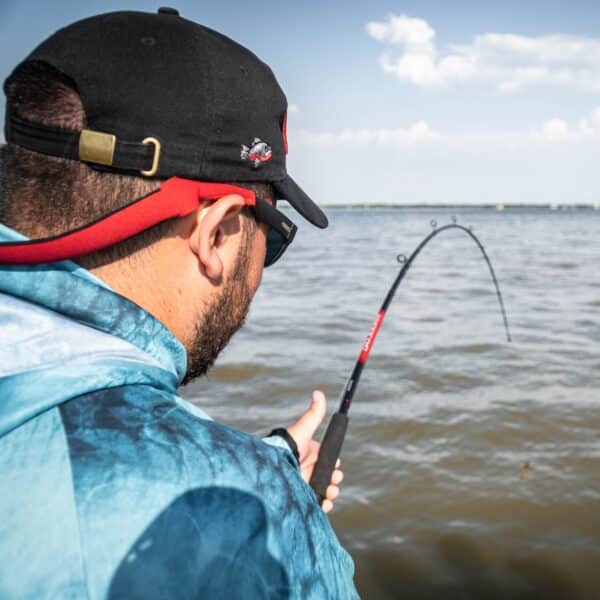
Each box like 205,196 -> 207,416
359,309 -> 385,363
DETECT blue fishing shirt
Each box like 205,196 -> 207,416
0,225 -> 358,599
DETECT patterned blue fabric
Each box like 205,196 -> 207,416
0,226 -> 358,599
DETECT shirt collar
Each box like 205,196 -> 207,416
0,224 -> 188,384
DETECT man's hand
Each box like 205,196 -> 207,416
286,390 -> 344,514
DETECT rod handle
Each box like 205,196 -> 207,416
309,411 -> 349,505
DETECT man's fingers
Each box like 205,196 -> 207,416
287,390 -> 327,444
326,485 -> 339,501
332,469 -> 344,485
322,499 -> 334,513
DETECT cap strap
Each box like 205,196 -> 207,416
0,177 -> 256,264
6,112 -> 158,176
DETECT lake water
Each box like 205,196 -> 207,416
182,207 -> 600,600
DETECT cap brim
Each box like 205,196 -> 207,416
272,175 -> 328,229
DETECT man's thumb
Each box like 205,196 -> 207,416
288,390 -> 327,441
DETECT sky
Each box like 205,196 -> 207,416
1,0 -> 600,205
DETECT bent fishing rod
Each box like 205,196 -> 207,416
309,220 -> 511,505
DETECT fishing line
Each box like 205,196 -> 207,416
309,219 -> 511,505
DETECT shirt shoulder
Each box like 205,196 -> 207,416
60,384 -> 359,600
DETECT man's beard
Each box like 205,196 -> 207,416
182,232 -> 254,385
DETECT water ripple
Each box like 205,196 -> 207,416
183,208 -> 600,599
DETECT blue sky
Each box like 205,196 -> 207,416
2,0 -> 600,205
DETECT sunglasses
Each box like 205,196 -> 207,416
252,197 -> 297,267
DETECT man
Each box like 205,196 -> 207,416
0,8 -> 358,599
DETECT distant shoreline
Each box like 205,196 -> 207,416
280,202 -> 600,210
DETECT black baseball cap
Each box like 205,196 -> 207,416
3,7 -> 328,229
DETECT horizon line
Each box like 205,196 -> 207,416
280,202 -> 600,210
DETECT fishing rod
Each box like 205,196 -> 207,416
309,220 -> 511,505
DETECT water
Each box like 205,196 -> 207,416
182,207 -> 600,599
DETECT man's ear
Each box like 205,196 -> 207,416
188,194 -> 247,282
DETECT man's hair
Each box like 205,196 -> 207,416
0,61 -> 274,269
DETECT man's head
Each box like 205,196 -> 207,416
0,9 -> 327,382
1,61 -> 271,381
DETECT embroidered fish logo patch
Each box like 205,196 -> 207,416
241,138 -> 273,168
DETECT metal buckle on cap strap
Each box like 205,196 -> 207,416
140,137 -> 161,177
79,129 -> 116,166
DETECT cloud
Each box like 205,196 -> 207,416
300,120 -> 440,146
288,104 -> 300,114
299,108 -> 600,147
535,108 -> 600,142
579,106 -> 600,134
540,118 -> 569,142
366,14 -> 600,92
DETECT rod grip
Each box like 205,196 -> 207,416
309,412 -> 349,505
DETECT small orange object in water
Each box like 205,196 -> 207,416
519,462 -> 531,479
